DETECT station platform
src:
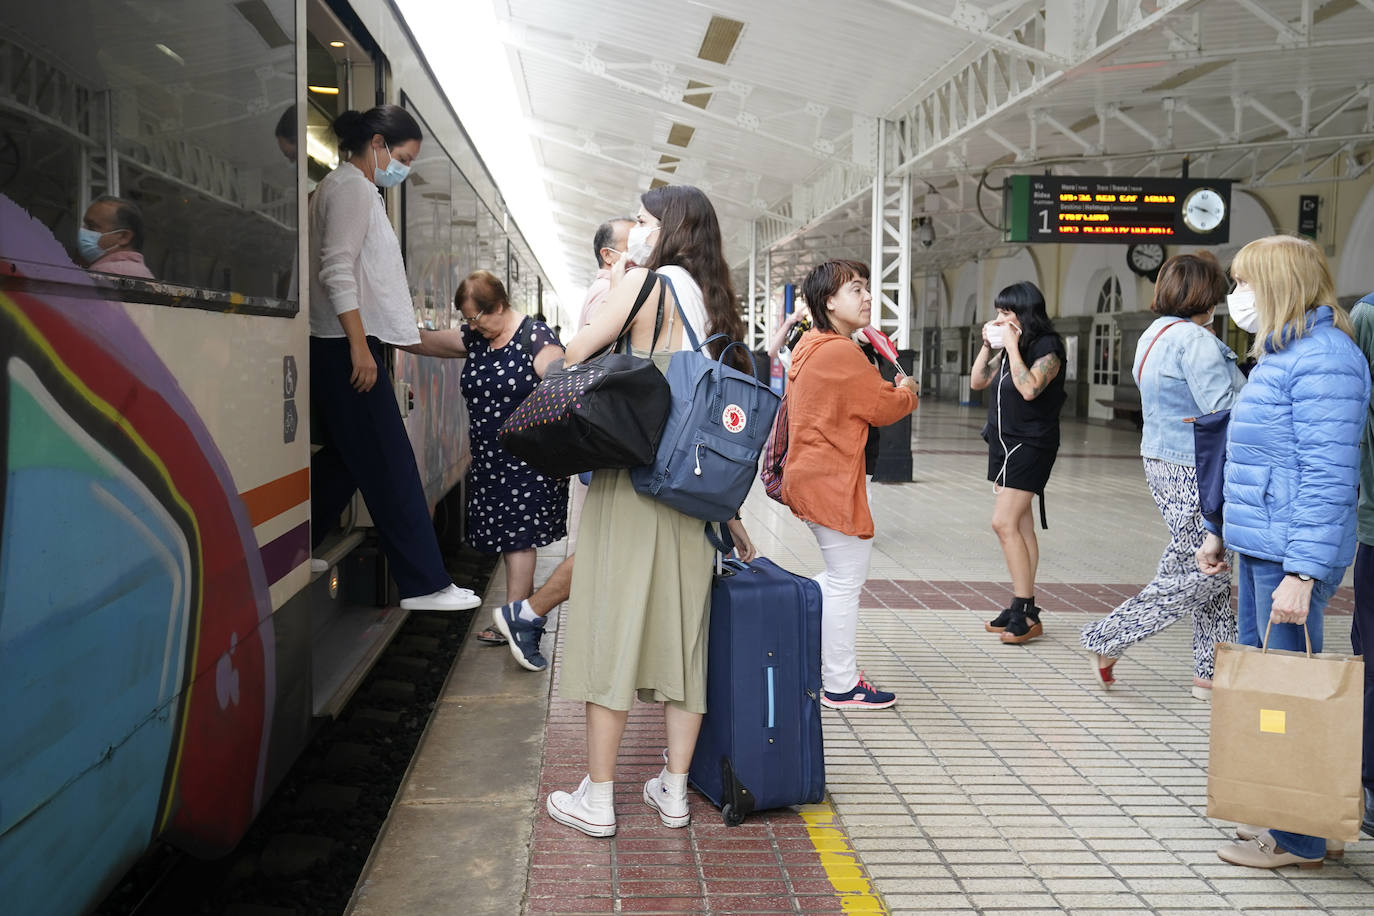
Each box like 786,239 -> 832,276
345,401 -> 1374,916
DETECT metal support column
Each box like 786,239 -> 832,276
869,118 -> 912,350
763,247 -> 773,340
747,221 -> 759,347
79,90 -> 118,218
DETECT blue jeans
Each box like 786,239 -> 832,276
1235,554 -> 1341,859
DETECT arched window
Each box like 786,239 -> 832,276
1091,276 -> 1123,387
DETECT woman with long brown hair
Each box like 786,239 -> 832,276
545,185 -> 754,838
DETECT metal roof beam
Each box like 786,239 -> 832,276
505,33 -> 849,166
1230,0 -> 1306,45
870,0 -> 1066,67
892,0 -> 1209,178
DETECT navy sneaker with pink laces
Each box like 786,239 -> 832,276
821,673 -> 896,710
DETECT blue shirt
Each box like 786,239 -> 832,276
1133,316 -> 1245,466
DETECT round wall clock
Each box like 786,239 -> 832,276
1182,187 -> 1226,233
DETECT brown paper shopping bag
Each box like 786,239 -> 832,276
1207,623 -> 1364,842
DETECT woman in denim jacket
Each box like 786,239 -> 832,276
1081,254 -> 1244,694
1198,235 -> 1369,869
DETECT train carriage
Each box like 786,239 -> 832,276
0,1 -> 555,912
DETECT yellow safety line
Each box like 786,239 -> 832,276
798,801 -> 889,914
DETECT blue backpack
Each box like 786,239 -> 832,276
631,289 -> 780,522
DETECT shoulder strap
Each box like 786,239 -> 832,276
1134,319 -> 1186,386
657,271 -> 702,352
601,271 -> 659,358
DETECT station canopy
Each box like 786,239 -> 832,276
496,0 -> 1374,291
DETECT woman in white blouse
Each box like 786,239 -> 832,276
309,104 -> 478,612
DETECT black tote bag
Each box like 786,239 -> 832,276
498,272 -> 672,479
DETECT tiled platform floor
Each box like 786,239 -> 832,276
526,402 -> 1373,915
352,400 -> 1373,915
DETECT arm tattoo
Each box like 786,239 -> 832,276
978,355 -> 1000,382
1027,353 -> 1062,397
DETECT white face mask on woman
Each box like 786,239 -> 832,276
626,223 -> 658,265
1227,287 -> 1260,333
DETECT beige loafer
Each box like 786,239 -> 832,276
1233,826 -> 1344,859
1218,833 -> 1323,869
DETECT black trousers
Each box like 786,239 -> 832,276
1354,543 -> 1374,789
310,335 -> 449,599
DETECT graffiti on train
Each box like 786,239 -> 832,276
0,195 -> 276,912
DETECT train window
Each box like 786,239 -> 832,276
0,1 -> 298,311
401,104 -> 453,331
400,98 -> 502,332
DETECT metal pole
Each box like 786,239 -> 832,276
748,220 -> 758,347
869,119 -> 886,283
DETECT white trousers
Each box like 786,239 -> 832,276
806,521 -> 874,694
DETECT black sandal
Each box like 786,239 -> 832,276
475,626 -> 508,646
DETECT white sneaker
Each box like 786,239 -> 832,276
399,583 -> 480,611
643,766 -> 690,828
547,775 -> 616,837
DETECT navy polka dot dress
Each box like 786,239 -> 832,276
461,317 -> 568,554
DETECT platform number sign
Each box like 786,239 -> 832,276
1005,175 -> 1232,245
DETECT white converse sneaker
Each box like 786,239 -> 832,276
547,776 -> 616,837
399,583 -> 480,611
643,767 -> 690,828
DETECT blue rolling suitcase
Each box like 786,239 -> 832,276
689,556 -> 826,825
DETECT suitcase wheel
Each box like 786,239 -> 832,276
719,756 -> 756,828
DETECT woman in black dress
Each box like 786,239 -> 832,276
455,270 -> 568,640
969,282 -> 1066,644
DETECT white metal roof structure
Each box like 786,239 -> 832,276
496,0 -> 1374,345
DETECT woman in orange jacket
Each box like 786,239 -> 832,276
783,259 -> 919,709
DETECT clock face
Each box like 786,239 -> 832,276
1183,188 -> 1226,233
1128,243 -> 1165,274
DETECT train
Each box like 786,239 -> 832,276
0,1 -> 557,912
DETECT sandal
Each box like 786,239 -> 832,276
475,626 -> 508,646
1088,652 -> 1116,690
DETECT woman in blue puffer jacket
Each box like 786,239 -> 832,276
1197,235 -> 1370,870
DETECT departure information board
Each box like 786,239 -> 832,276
1004,175 -> 1232,245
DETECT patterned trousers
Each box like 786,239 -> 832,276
1080,458 -> 1236,680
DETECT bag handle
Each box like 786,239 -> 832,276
596,271 -> 660,359
1261,619 -> 1314,657
1134,319 -> 1186,385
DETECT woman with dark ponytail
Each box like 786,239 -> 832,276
969,281 -> 1066,644
307,104 -> 479,612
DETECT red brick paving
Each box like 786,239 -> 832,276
859,579 -> 1355,615
531,640 -> 867,916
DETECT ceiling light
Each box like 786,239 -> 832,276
155,43 -> 185,66
684,79 -> 712,110
330,40 -> 346,48
666,123 -> 695,148
308,85 -> 341,95
697,15 -> 744,64
917,217 -> 935,248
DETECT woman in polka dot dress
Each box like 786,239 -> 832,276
457,270 -> 568,640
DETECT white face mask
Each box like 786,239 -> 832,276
1227,288 -> 1260,333
985,320 -> 1006,349
626,223 -> 658,265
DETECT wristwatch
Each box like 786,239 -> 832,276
1288,572 -> 1314,582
